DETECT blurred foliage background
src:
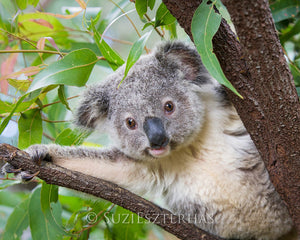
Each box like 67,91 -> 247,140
0,0 -> 299,239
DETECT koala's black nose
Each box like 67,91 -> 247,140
143,117 -> 169,149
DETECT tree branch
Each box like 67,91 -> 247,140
0,143 -> 222,240
162,0 -> 300,234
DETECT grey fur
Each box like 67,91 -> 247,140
21,41 -> 293,239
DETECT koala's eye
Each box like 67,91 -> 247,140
164,101 -> 175,114
126,118 -> 137,130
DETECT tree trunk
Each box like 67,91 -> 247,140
163,0 -> 300,234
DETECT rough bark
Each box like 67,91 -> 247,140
163,0 -> 300,234
0,143 -> 222,240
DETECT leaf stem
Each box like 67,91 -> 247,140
0,49 -> 67,56
144,13 -> 165,38
39,95 -> 79,109
42,118 -> 69,123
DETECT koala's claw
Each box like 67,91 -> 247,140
2,163 -> 22,174
2,162 -> 39,182
20,170 -> 40,182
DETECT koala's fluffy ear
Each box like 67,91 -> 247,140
154,41 -> 208,83
74,85 -> 109,129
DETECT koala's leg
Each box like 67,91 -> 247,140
23,144 -> 149,193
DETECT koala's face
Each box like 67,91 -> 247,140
109,62 -> 206,160
76,42 -> 214,160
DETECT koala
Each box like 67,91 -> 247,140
3,41 -> 294,239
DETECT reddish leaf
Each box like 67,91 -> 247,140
29,19 -> 54,29
0,66 -> 44,83
0,49 -> 18,94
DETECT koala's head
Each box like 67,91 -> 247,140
75,41 -> 218,160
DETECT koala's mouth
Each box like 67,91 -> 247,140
148,145 -> 170,158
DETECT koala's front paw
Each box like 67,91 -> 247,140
2,144 -> 52,182
26,144 -> 52,165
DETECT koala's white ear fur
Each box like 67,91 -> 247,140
154,41 -> 206,82
75,85 -> 109,129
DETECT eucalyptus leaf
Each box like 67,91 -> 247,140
91,19 -> 125,71
280,19 -> 300,43
55,128 -> 90,146
110,206 -> 147,240
58,85 -> 71,110
142,22 -> 155,31
270,0 -> 300,22
120,31 -> 152,86
154,3 -> 176,27
18,13 -> 68,42
135,0 -> 147,18
0,100 -> 13,114
3,197 -> 30,240
165,22 -> 177,39
16,0 -> 28,10
29,187 -> 65,240
28,49 -> 98,93
28,0 -> 39,7
215,0 -> 232,25
191,0 -> 242,98
0,179 -> 20,190
18,109 -> 43,149
8,78 -> 31,92
0,94 -> 28,135
148,0 -> 156,10
41,183 -> 71,236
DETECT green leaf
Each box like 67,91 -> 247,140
41,182 -> 59,204
41,182 -> 72,236
91,20 -> 124,71
154,3 -> 176,27
280,19 -> 300,43
28,49 -> 98,93
58,85 -> 71,110
8,78 -> 31,92
29,186 -> 66,240
55,128 -> 90,146
148,0 -> 156,10
191,0 -> 242,98
165,21 -> 177,39
270,0 -> 300,23
0,179 -> 20,190
86,10 -> 102,32
215,0 -> 232,25
3,197 -> 30,240
18,109 -> 42,149
16,0 -> 28,10
290,63 -> 300,86
110,206 -> 147,240
135,0 -> 147,18
18,13 -> 68,43
142,21 -> 155,31
0,100 -> 13,114
0,94 -> 28,135
28,0 -> 39,7
120,31 -> 152,87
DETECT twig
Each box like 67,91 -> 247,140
0,49 -> 67,57
0,143 -> 222,240
144,13 -> 165,38
31,95 -> 80,110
